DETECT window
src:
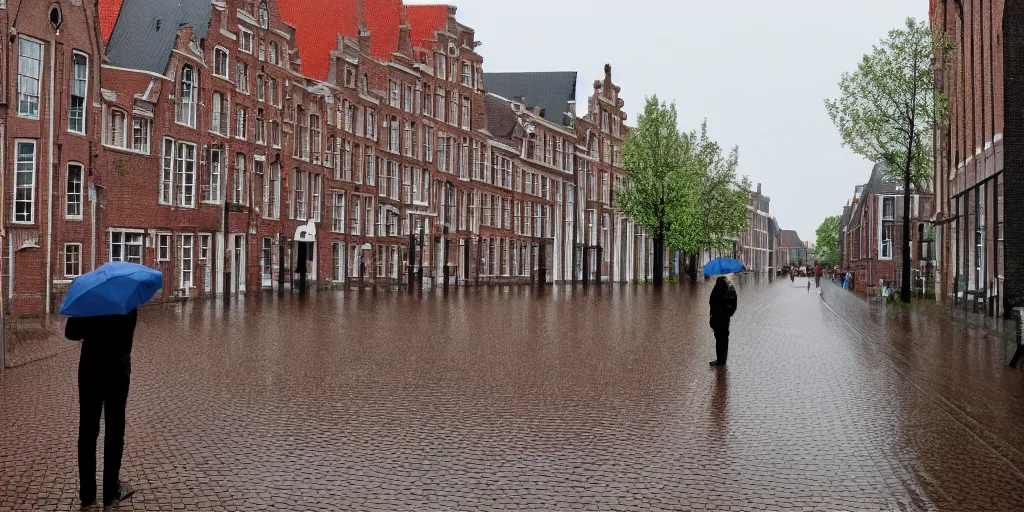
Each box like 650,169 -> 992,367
449,94 -> 458,126
132,118 -> 150,153
236,62 -> 249,93
234,106 -> 248,140
342,140 -> 352,180
389,117 -> 399,153
239,28 -> 254,54
424,126 -> 434,163
255,108 -> 266,144
205,149 -> 222,203
365,148 -> 376,185
268,77 -> 279,105
233,153 -> 247,204
66,163 -> 83,219
17,38 -> 42,118
199,234 -> 211,260
437,54 -> 447,79
176,142 -> 197,207
157,233 -> 171,261
211,92 -> 228,136
107,109 -> 126,147
213,47 -> 229,78
64,243 -> 82,278
258,40 -> 266,61
179,234 -> 194,288
311,173 -> 322,222
264,162 -> 280,219
68,53 -> 88,133
881,222 -> 894,260
366,108 -> 376,139
882,196 -> 895,220
332,193 -> 346,233
436,88 -> 445,122
350,196 -> 361,235
437,131 -> 447,171
14,141 -> 37,223
270,120 -> 281,148
259,1 -> 269,28
423,85 -> 432,117
333,243 -> 344,281
325,136 -> 335,170
461,96 -> 471,129
405,84 -> 414,112
160,138 -> 174,205
269,42 -> 279,65
389,80 -> 400,108
256,75 -> 265,102
110,231 -> 144,264
294,170 -> 307,220
177,65 -> 198,127
310,113 -> 322,157
461,61 -> 471,85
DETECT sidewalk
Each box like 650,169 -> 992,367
3,316 -> 75,369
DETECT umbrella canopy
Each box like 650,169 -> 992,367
59,262 -> 163,317
703,257 -> 744,277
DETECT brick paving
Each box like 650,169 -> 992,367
2,277 -> 1024,510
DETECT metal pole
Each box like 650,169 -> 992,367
443,225 -> 449,293
408,230 -> 416,292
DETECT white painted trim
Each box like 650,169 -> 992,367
101,64 -> 170,80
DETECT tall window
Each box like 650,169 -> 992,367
405,84 -> 414,112
881,196 -> 895,260
436,54 -> 447,79
389,116 -> 399,153
311,174 -> 322,222
461,61 -> 471,85
206,149 -> 222,203
436,88 -> 445,122
212,92 -> 228,136
160,138 -> 174,205
179,234 -> 194,288
264,162 -> 280,219
425,126 -> 433,163
366,108 -> 376,139
461,97 -> 471,129
389,80 -> 400,108
64,244 -> 82,278
14,141 -> 37,223
268,77 -> 279,105
17,38 -> 42,118
269,42 -> 279,65
236,106 -> 248,140
332,193 -> 346,233
423,85 -> 432,117
236,62 -> 249,94
107,109 -> 127,147
66,163 -> 83,219
68,53 -> 88,133
255,108 -> 266,144
110,231 -> 144,264
270,120 -> 281,147
233,153 -> 247,204
213,48 -> 229,77
157,233 -> 171,261
294,170 -> 307,220
176,142 -> 196,207
177,65 -> 197,127
259,1 -> 269,28
255,74 -> 265,102
239,28 -> 254,54
310,113 -> 322,157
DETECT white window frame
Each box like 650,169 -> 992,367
13,140 -> 37,224
160,137 -> 174,205
205,148 -> 222,204
109,229 -> 144,264
179,234 -> 194,289
66,162 -> 84,220
199,233 -> 212,260
68,52 -> 88,134
157,233 -> 172,261
176,142 -> 197,207
213,47 -> 230,79
176,64 -> 198,128
132,117 -> 151,153
17,37 -> 43,119
239,27 -> 254,54
106,108 -> 128,148
64,243 -> 82,278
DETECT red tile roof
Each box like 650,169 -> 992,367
276,0 -> 405,80
406,5 -> 448,50
99,0 -> 124,43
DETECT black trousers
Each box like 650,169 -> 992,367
78,372 -> 129,504
712,322 -> 730,363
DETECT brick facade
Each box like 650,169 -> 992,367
1,0 -> 657,317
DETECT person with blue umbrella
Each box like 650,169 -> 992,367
61,261 -> 161,509
704,258 -> 740,367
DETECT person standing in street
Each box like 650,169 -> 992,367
709,275 -> 738,366
65,310 -> 138,509
814,263 -> 823,288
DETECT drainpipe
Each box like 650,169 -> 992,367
44,39 -> 56,314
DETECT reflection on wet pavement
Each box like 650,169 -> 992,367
1,276 -> 1023,510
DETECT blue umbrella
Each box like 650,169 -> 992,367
703,257 -> 744,277
59,262 -> 163,317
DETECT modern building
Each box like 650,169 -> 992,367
841,163 -> 935,295
776,230 -> 806,269
930,0 -> 1022,316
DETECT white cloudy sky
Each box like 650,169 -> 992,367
407,0 -> 929,242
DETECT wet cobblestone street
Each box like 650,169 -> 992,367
3,277 -> 1024,511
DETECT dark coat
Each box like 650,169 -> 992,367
65,309 -> 138,378
709,277 -> 737,327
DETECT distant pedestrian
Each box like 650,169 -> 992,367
709,275 -> 738,367
65,310 -> 138,508
814,264 -> 823,288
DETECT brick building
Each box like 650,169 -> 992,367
929,0 -> 1023,316
776,230 -> 806,269
2,0 -> 658,317
841,163 -> 935,295
736,183 -> 772,275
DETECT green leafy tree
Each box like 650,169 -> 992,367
672,122 -> 751,278
815,215 -> 841,266
825,17 -> 940,303
618,96 -> 690,286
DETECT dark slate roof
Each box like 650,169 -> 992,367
779,230 -> 803,248
484,93 -> 518,144
483,72 -> 577,126
106,0 -> 212,74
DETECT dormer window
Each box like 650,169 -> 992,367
259,1 -> 269,29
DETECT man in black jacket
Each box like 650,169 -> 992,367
65,309 -> 137,508
708,276 -> 738,366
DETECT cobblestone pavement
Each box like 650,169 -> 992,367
2,277 -> 1024,511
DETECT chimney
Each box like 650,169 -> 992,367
396,5 -> 414,59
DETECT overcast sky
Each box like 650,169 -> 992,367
407,0 -> 928,242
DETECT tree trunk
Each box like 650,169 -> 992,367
668,250 -> 677,281
901,163 -> 913,304
653,226 -> 665,286
688,253 -> 699,281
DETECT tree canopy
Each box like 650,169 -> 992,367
824,17 -> 940,301
815,215 -> 841,266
